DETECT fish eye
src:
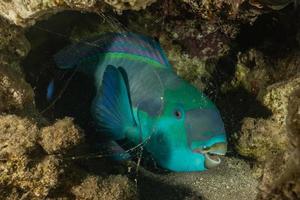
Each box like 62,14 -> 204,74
174,109 -> 182,119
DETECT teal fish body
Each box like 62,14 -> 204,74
54,33 -> 227,172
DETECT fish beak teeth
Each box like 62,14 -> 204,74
192,142 -> 227,169
204,153 -> 221,169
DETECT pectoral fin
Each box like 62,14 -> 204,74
91,65 -> 136,140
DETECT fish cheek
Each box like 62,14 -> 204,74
147,130 -> 172,164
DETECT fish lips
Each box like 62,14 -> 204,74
193,142 -> 227,169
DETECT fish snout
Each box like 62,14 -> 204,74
193,142 -> 227,169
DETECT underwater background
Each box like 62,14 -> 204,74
0,0 -> 299,199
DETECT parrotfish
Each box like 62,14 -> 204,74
54,32 -> 227,172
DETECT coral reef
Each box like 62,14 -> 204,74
230,49 -> 273,95
0,0 -> 156,27
257,76 -> 300,199
234,33 -> 300,200
0,115 -> 60,199
104,0 -> 157,12
0,66 -> 34,114
236,67 -> 300,163
0,115 -> 137,199
40,117 -> 84,154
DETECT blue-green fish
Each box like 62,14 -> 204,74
54,33 -> 227,172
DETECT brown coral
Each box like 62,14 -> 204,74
236,117 -> 288,162
0,115 -> 137,199
235,75 -> 300,199
236,76 -> 300,160
232,49 -> 273,95
104,0 -> 157,12
0,0 -> 157,27
257,88 -> 300,200
39,117 -> 84,154
71,175 -> 137,200
0,115 -> 61,199
0,66 -> 34,114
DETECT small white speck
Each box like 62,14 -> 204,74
173,33 -> 179,39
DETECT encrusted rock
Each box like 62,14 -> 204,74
237,76 -> 300,159
0,0 -> 156,27
0,17 -> 32,114
0,114 -> 137,199
231,49 -> 273,95
39,117 -> 84,154
0,66 -> 34,114
181,0 -> 246,20
235,75 -> 300,199
249,0 -> 294,10
236,117 -> 288,162
71,175 -> 137,200
260,76 -> 300,126
104,0 -> 156,12
257,88 -> 300,200
0,115 -> 38,160
0,115 -> 61,199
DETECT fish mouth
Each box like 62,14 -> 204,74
193,142 -> 227,169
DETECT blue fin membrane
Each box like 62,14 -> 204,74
46,79 -> 55,101
91,65 -> 136,140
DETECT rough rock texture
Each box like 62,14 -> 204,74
0,16 -> 33,115
71,175 -> 137,200
236,76 -> 300,162
0,17 -> 30,62
0,115 -> 137,199
237,117 -> 288,162
230,49 -> 273,96
40,117 -> 84,154
0,0 -> 156,27
182,0 -> 294,20
257,77 -> 300,199
0,115 -> 60,199
0,66 -> 34,114
105,0 -> 157,12
234,49 -> 300,199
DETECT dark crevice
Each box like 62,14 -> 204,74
236,8 -> 300,57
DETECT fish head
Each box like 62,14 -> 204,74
150,78 -> 227,171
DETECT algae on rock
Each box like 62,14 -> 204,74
0,115 -> 137,199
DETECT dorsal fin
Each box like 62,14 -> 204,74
53,32 -> 172,71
